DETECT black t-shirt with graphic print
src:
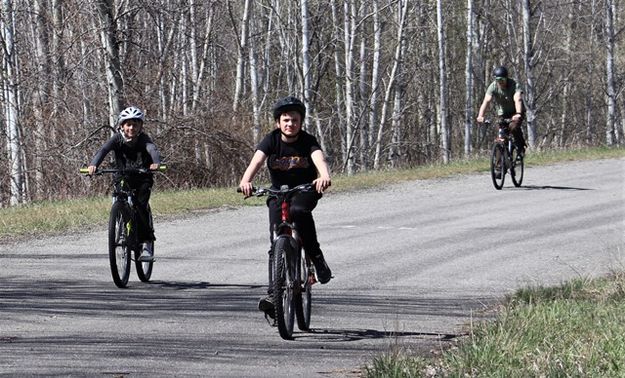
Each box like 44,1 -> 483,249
257,128 -> 321,189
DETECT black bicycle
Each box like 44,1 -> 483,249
489,119 -> 524,190
240,184 -> 317,340
80,166 -> 166,287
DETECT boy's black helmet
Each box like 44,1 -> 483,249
493,66 -> 508,78
272,96 -> 306,120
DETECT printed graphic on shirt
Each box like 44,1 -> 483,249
270,156 -> 310,171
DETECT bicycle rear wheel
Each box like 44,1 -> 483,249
135,207 -> 154,282
511,146 -> 524,187
490,143 -> 506,190
273,237 -> 295,340
295,253 -> 312,331
108,202 -> 131,288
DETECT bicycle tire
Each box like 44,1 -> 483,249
490,143 -> 506,190
273,236 -> 295,340
108,201 -> 131,288
295,253 -> 312,331
511,146 -> 524,187
135,207 -> 154,282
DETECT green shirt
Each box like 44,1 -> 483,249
486,78 -> 523,116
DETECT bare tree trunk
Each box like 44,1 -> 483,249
343,0 -> 356,175
559,7 -> 573,148
32,0 -> 50,199
437,0 -> 450,163
373,0 -> 408,169
330,0 -> 345,164
357,3 -> 368,169
231,0 -> 250,113
367,0 -> 381,169
464,0 -> 474,157
521,0 -> 537,148
388,5 -> 408,167
300,0 -> 326,151
190,0 -> 214,114
2,0 -> 24,205
95,0 -> 124,129
604,0 -> 616,145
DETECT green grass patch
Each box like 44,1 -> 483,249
364,272 -> 625,377
0,146 -> 622,241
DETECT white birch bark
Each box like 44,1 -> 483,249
2,0 -> 24,205
604,0 -> 616,145
373,0 -> 408,169
437,0 -> 450,163
95,0 -> 124,130
343,0 -> 356,175
330,0 -> 345,161
232,0 -> 250,113
367,0 -> 381,169
521,0 -> 537,148
32,0 -> 49,198
300,0 -> 326,151
464,0 -> 474,156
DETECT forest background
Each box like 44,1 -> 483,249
0,0 -> 623,207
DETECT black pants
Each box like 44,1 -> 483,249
264,191 -> 322,294
116,175 -> 155,243
267,190 -> 322,256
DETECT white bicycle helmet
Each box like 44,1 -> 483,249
117,106 -> 145,126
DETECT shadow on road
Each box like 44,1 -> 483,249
518,185 -> 592,191
295,328 -> 464,342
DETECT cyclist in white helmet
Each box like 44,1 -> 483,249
87,106 -> 162,261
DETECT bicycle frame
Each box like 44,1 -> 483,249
242,183 -> 316,339
80,165 -> 165,287
489,120 -> 524,190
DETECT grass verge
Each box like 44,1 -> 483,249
363,272 -> 625,377
0,146 -> 622,241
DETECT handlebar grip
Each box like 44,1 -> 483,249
79,167 -> 89,174
157,164 -> 167,172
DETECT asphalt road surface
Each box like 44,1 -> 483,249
1,158 -> 623,376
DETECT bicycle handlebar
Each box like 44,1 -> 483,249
481,118 -> 512,126
79,164 -> 167,176
237,183 -> 316,199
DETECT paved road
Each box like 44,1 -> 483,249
1,159 -> 623,376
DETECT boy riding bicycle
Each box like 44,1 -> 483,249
87,106 -> 162,262
477,65 -> 527,155
239,96 -> 332,318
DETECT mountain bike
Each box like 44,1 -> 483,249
489,119 -> 524,190
239,184 -> 317,340
80,165 -> 166,288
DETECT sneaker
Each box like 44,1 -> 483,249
312,255 -> 332,284
494,170 -> 502,179
139,242 -> 154,262
258,296 -> 275,319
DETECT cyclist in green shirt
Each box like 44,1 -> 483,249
477,66 -> 526,155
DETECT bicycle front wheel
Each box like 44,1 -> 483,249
273,237 -> 295,340
135,207 -> 154,282
108,202 -> 131,288
295,252 -> 312,331
490,143 -> 506,190
511,146 -> 524,187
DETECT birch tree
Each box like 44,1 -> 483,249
1,0 -> 24,205
604,0 -> 616,145
521,0 -> 537,148
342,0 -> 356,175
464,0 -> 474,156
94,0 -> 124,129
231,0 -> 250,113
437,0 -> 450,163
